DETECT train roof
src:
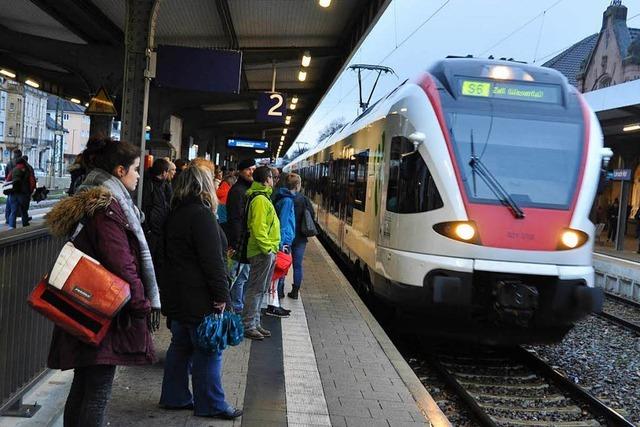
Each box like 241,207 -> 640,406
286,58 -> 572,169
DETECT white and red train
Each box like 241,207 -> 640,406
285,58 -> 608,344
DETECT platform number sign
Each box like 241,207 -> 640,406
257,92 -> 286,123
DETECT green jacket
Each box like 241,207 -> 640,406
246,182 -> 280,258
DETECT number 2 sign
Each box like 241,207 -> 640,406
257,92 -> 287,123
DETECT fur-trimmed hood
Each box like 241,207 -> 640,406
46,186 -> 114,237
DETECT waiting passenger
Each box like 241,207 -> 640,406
45,137 -> 160,427
225,159 -> 256,314
272,173 -> 300,306
141,158 -> 172,268
287,181 -> 316,300
216,171 -> 237,225
242,166 -> 281,340
159,162 -> 242,419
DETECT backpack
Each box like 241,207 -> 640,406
234,193 -> 266,264
301,207 -> 318,237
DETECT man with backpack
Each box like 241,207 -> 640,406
240,166 -> 280,340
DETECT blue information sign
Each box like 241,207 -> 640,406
227,138 -> 269,149
611,169 -> 632,181
257,92 -> 286,123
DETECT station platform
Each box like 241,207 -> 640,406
0,237 -> 449,427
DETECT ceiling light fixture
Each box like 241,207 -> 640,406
623,123 -> 640,132
291,96 -> 298,104
281,135 -> 285,141
283,128 -> 288,135
301,51 -> 311,67
70,98 -> 81,104
298,70 -> 307,82
255,149 -> 265,154
289,103 -> 296,110
285,116 -> 291,125
84,102 -> 89,107
319,0 -> 331,7
0,69 -> 16,78
25,79 -> 40,88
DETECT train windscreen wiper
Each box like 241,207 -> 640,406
469,131 -> 525,219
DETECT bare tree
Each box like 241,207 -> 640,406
317,117 -> 348,143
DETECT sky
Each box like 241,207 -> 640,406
286,0 -> 640,156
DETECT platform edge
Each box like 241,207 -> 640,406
310,238 -> 452,427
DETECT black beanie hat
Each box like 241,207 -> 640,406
237,159 -> 256,171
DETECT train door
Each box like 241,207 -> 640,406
380,135 -> 444,250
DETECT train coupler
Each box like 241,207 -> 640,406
492,280 -> 539,327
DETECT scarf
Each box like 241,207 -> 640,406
78,168 -> 161,309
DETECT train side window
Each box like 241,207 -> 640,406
386,136 -> 443,214
353,150 -> 369,211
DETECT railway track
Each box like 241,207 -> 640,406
598,293 -> 640,335
422,345 -> 634,427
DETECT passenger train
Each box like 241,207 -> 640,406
285,58 -> 609,344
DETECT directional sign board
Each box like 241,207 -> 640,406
610,169 -> 632,181
257,92 -> 286,123
85,86 -> 117,116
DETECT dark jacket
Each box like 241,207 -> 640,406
159,197 -> 230,324
293,193 -> 315,245
45,187 -> 155,370
141,174 -> 172,260
225,176 -> 252,249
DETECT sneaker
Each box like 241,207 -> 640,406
265,306 -> 290,318
244,328 -> 264,340
256,325 -> 271,337
287,288 -> 299,299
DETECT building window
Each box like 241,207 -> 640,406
598,75 -> 612,88
0,122 -> 3,137
386,136 -> 443,214
63,113 -> 70,120
8,127 -> 13,136
9,102 -> 14,112
601,55 -> 608,71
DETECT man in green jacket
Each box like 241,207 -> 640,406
242,166 -> 281,340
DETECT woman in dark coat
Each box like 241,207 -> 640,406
45,138 -> 161,427
159,161 -> 242,419
287,185 -> 316,299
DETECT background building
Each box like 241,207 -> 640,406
46,96 -> 89,171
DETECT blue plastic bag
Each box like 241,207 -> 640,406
196,311 -> 244,353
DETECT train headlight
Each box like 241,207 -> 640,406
455,223 -> 476,241
433,221 -> 481,245
558,228 -> 588,250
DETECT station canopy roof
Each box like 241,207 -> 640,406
0,0 -> 390,155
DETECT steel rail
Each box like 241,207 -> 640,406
515,347 -> 634,427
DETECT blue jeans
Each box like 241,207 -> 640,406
278,241 -> 307,295
160,321 -> 230,416
229,260 -> 250,313
7,194 -> 29,228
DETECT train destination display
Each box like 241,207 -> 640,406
459,79 -> 561,104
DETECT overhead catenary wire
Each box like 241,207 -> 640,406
478,0 -> 567,57
300,0 -> 452,152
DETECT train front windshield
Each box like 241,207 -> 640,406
448,113 -> 583,209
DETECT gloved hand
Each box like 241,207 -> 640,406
148,308 -> 161,332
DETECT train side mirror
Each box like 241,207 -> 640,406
601,147 -> 613,169
408,132 -> 425,150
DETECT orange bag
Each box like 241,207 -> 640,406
28,242 -> 131,346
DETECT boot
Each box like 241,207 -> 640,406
287,287 -> 299,299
